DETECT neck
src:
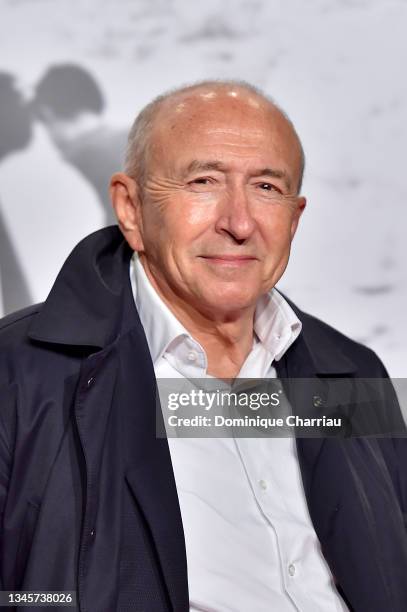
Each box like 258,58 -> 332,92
193,315 -> 255,379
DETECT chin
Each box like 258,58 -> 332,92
199,290 -> 258,315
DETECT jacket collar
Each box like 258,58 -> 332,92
28,225 -> 357,376
28,225 -> 136,349
279,297 -> 357,377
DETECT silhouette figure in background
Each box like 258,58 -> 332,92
32,63 -> 127,225
0,72 -> 33,315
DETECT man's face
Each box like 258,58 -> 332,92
126,89 -> 305,320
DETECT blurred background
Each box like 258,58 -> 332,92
0,0 -> 406,376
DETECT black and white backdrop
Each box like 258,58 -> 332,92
0,0 -> 406,375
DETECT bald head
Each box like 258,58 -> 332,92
124,81 -> 305,194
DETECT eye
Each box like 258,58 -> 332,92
186,176 -> 217,190
192,177 -> 211,185
258,182 -> 280,192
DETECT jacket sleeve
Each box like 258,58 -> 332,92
372,356 -> 407,527
377,358 -> 407,436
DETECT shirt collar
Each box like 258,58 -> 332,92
130,253 -> 192,364
254,289 -> 302,361
130,252 -> 302,366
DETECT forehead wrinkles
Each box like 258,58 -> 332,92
160,113 -> 276,150
151,128 -> 277,175
184,130 -> 275,162
203,125 -> 266,138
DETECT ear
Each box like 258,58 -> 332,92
110,172 -> 145,252
290,196 -> 306,240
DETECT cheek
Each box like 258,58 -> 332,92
165,202 -> 216,254
140,214 -> 198,274
144,192 -> 214,236
261,209 -> 294,248
177,192 -> 219,226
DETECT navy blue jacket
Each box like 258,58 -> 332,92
1,226 -> 407,611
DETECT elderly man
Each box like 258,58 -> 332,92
1,81 -> 407,612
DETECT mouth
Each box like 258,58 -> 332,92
199,255 -> 258,266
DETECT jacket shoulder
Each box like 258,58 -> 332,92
0,303 -> 85,389
0,304 -> 46,363
0,304 -> 44,383
0,303 -> 43,339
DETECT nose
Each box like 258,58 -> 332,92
215,183 -> 256,243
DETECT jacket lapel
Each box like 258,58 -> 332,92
118,328 -> 189,612
274,318 -> 357,501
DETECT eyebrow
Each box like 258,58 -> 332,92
183,159 -> 292,191
256,167 -> 292,191
184,160 -> 227,174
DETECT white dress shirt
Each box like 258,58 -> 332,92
130,252 -> 348,612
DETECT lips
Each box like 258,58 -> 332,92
200,255 -> 257,261
199,255 -> 257,266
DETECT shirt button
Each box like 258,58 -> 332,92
288,563 -> 296,576
187,351 -> 198,362
87,377 -> 95,388
259,479 -> 268,490
90,529 -> 96,538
